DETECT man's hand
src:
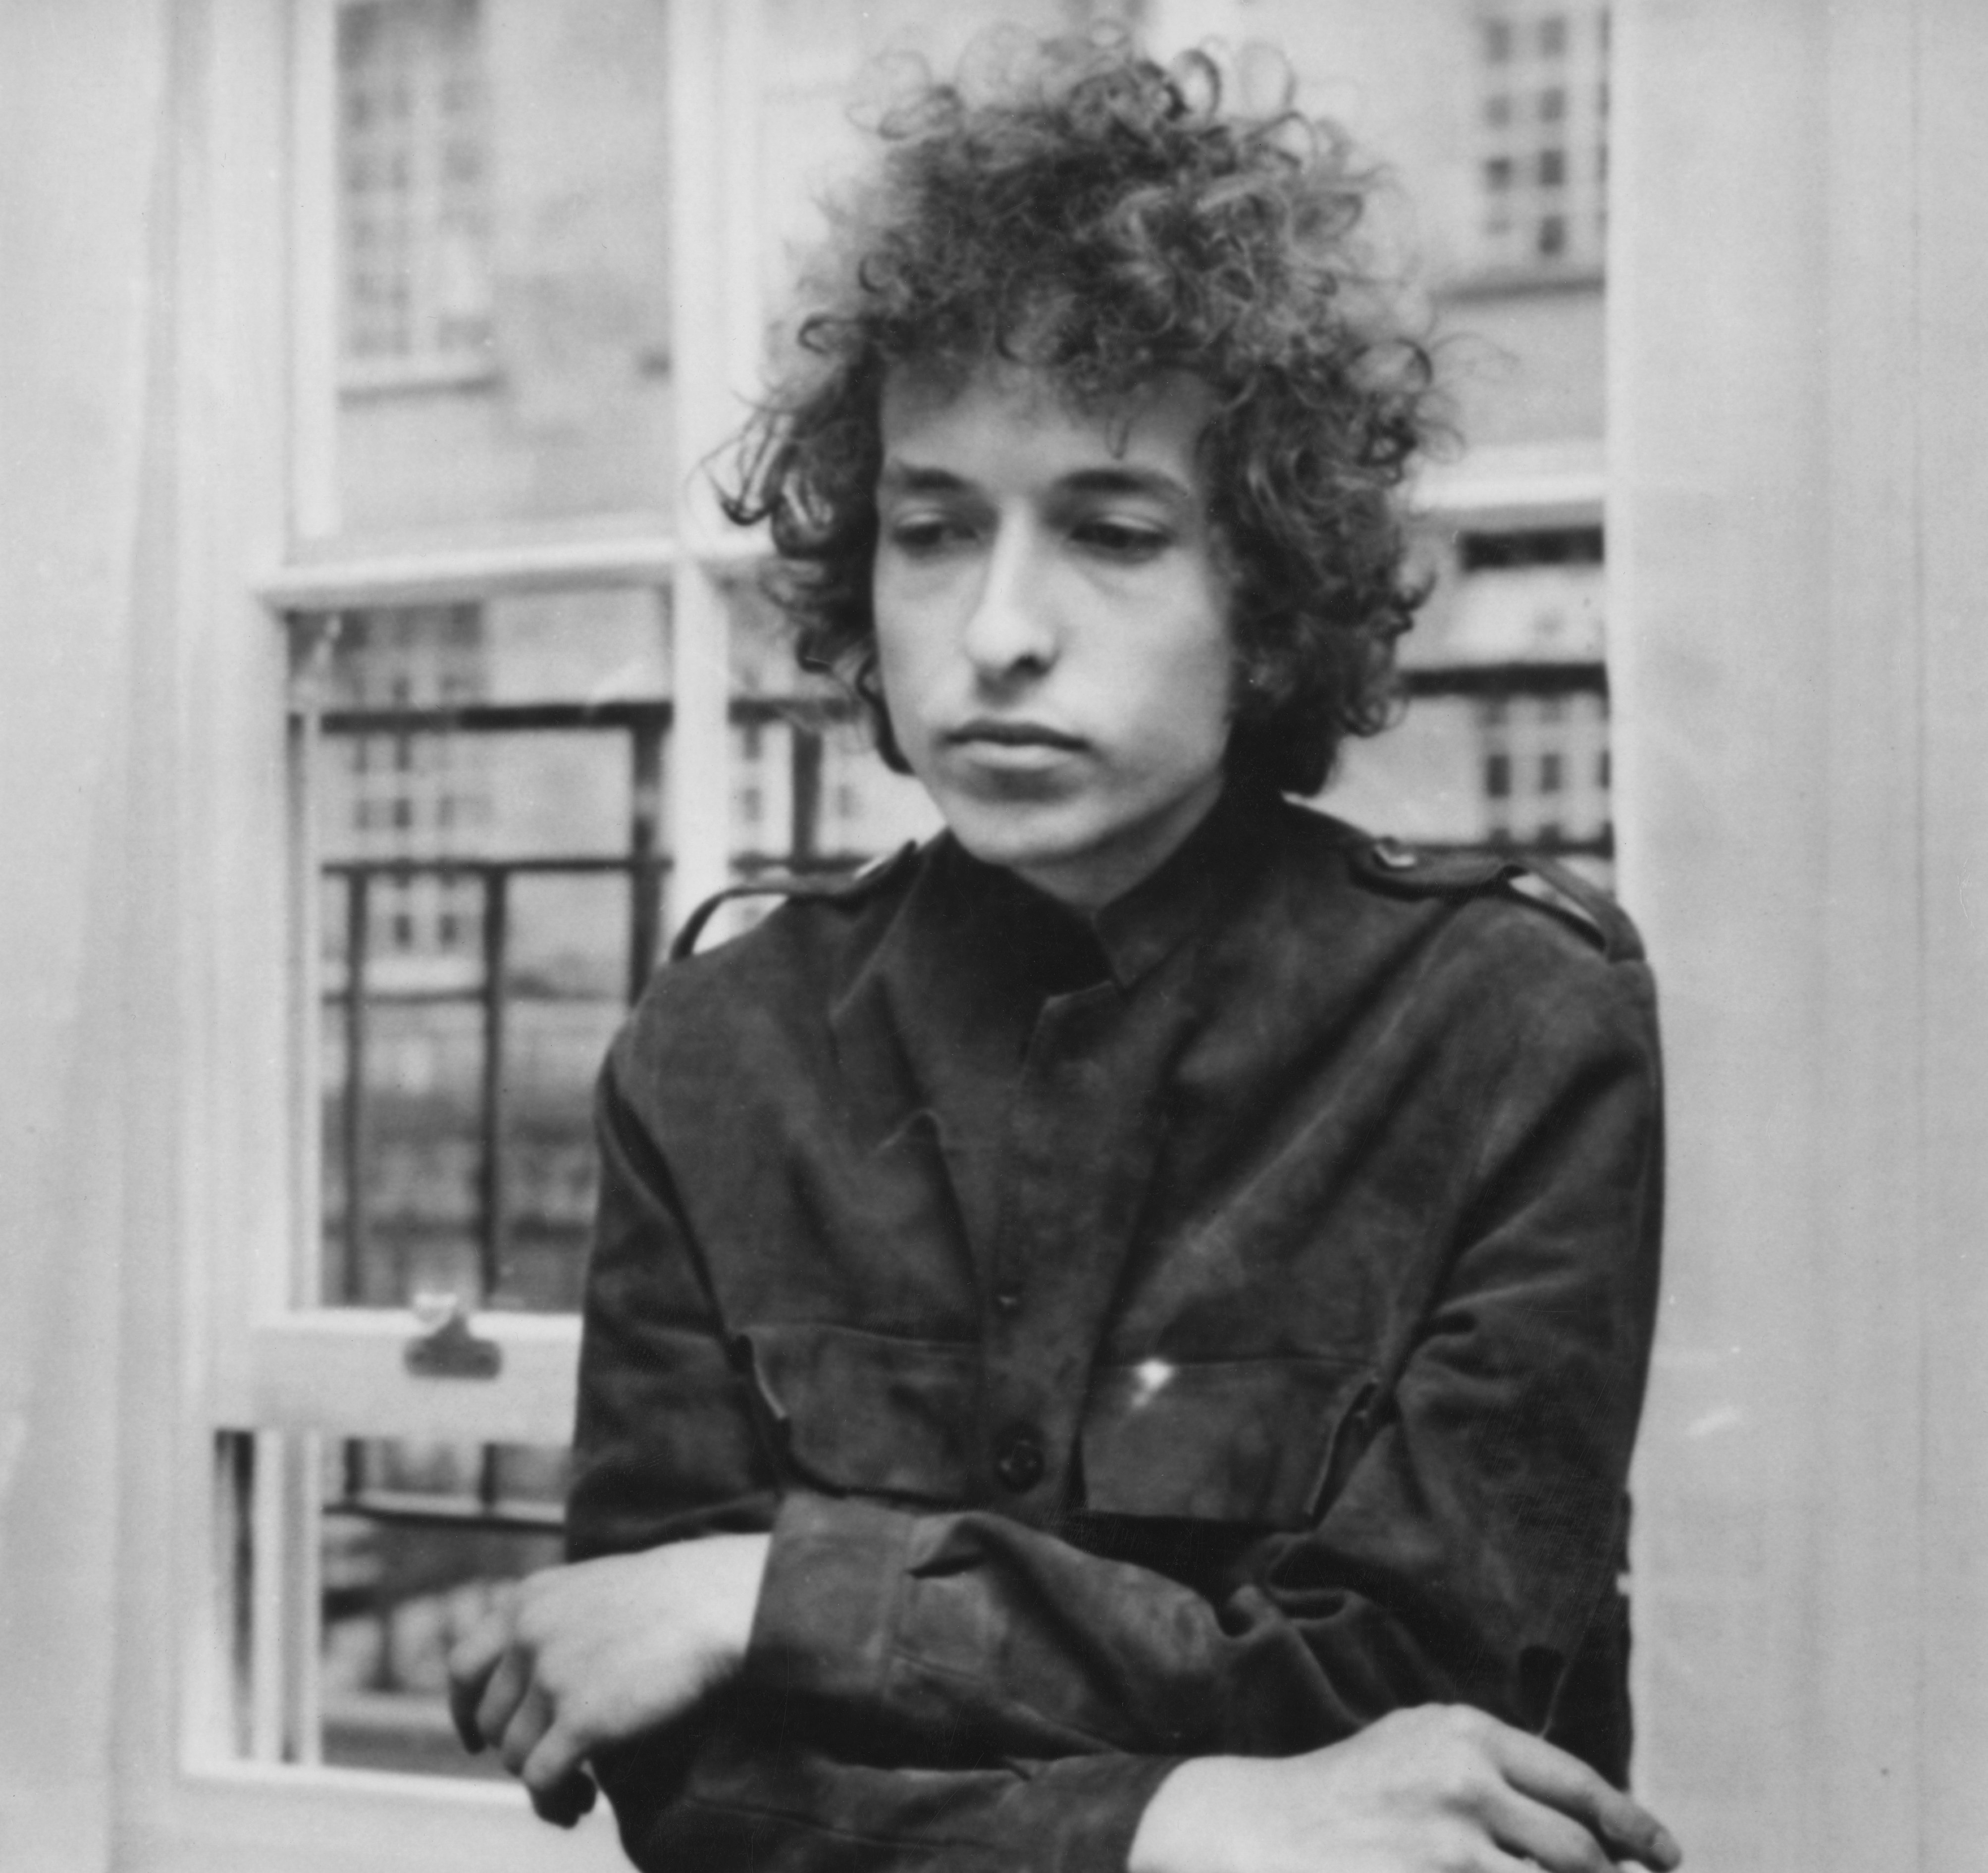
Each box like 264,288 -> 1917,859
446,1533 -> 770,1827
1127,1705 -> 1682,1873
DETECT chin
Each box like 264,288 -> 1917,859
941,794 -> 1098,870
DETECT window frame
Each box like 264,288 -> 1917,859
118,1 -> 767,1866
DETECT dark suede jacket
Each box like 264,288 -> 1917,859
565,784 -> 1665,1873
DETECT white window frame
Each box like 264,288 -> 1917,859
118,2 -> 765,1868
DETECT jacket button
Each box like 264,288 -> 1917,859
993,1424 -> 1046,1492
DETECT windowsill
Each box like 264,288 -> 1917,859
338,355 -> 503,399
1436,263 -> 1606,304
1411,440 -> 1605,530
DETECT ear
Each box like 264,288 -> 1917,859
1229,631 -> 1290,720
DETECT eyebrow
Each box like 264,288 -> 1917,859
876,460 -> 1197,507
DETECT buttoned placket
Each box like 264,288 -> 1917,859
976,974 -> 1173,1521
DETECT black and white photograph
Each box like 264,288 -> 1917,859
1,3 -> 1983,1871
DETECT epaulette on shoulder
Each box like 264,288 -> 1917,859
1349,835 -> 1643,963
668,842 -> 920,962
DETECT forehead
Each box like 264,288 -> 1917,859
877,363 -> 1214,490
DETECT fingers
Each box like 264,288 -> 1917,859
522,1721 -> 597,1826
1492,1725 -> 1682,1871
500,1681 -> 556,1777
445,1602 -> 515,1753
528,1768 -> 598,1830
1483,1791 -> 1618,1873
475,1643 -> 533,1755
441,1576 -> 606,1830
476,1649 -> 602,1829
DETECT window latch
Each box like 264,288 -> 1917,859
405,1293 -> 502,1380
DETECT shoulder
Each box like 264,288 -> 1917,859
1335,824 -> 1645,967
1255,802 -> 1656,1046
607,841 -> 928,1084
663,841 -> 926,966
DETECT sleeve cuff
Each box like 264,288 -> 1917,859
742,1490 -> 917,1712
1014,1751 -> 1185,1873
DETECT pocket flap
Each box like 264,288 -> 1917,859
740,1321 -> 978,1504
1080,1356 -> 1376,1527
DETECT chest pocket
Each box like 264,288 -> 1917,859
739,1321 -> 978,1505
1079,1355 -> 1378,1529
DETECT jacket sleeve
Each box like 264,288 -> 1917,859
568,953 -> 1662,1857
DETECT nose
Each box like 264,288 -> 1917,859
961,516 -> 1057,684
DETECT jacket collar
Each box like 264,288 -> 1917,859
930,776 -> 1278,995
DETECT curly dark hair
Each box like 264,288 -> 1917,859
722,32 -> 1442,796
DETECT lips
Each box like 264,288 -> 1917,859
945,719 -> 1087,752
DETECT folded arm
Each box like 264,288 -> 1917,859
466,953 -> 1664,1864
566,962 -> 1660,1760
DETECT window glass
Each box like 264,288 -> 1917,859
307,595 -> 669,1312
331,0 -> 673,532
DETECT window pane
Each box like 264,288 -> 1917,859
323,0 -> 1122,540
307,593 -> 669,1311
331,0 -> 673,533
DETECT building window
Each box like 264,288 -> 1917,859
338,0 -> 491,369
324,605 -> 488,965
1472,1 -> 1609,273
1479,688 -> 1609,853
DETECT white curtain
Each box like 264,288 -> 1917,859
0,3 -> 175,1866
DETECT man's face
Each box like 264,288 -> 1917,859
873,363 -> 1235,910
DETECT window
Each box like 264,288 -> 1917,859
1476,687 -> 1607,853
1472,1 -> 1609,273
184,4 -> 943,1853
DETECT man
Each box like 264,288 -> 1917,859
449,35 -> 1679,1873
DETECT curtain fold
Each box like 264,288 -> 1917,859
0,5 -> 176,1868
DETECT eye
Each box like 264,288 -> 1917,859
1071,516 -> 1171,561
883,511 -> 977,557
